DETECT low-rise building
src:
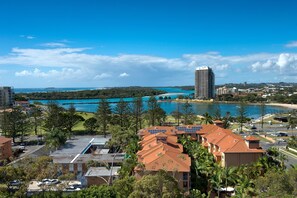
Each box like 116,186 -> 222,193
85,166 -> 120,186
135,132 -> 191,191
0,136 -> 12,161
139,125 -> 264,167
50,136 -> 125,185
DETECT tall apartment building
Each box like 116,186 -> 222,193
195,67 -> 215,99
0,87 -> 14,108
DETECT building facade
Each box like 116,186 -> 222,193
135,132 -> 191,191
0,87 -> 14,108
139,125 -> 264,167
195,67 -> 215,99
0,136 -> 12,160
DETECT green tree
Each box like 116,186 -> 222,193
30,105 -> 43,136
63,104 -> 84,138
259,102 -> 266,132
201,112 -> 213,124
71,185 -> 116,198
2,107 -> 31,143
182,102 -> 196,125
171,103 -> 183,126
155,107 -> 166,125
108,125 -> 137,152
147,96 -> 159,126
131,97 -> 144,134
113,176 -> 136,198
83,117 -> 98,133
129,171 -> 181,198
113,98 -> 131,129
96,98 -> 112,137
237,101 -> 247,133
45,128 -> 67,150
43,102 -> 65,131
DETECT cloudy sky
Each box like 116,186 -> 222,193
1,0 -> 297,88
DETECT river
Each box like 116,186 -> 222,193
21,87 -> 289,118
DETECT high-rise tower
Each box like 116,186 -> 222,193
0,86 -> 14,107
195,67 -> 215,99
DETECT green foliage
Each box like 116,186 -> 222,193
131,97 -> 144,133
96,98 -> 112,137
237,101 -> 247,133
108,126 -> 138,152
201,112 -> 213,125
113,176 -> 136,198
45,128 -> 67,149
128,171 -> 181,198
113,98 -> 131,129
0,107 -> 31,143
188,189 -> 208,198
288,136 -> 297,149
16,87 -> 166,100
63,104 -> 85,137
71,185 -> 116,198
182,102 -> 196,125
83,117 -> 98,133
171,103 -> 183,125
30,105 -> 43,135
254,169 -> 297,197
43,102 -> 66,131
147,96 -> 159,126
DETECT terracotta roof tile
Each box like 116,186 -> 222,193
245,136 -> 260,141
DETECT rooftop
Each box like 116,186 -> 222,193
50,135 -> 123,164
85,166 -> 121,177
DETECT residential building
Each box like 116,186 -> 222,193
135,132 -> 191,191
0,136 -> 12,160
50,136 -> 125,185
85,166 -> 120,186
0,86 -> 14,108
195,67 -> 215,99
139,125 -> 264,167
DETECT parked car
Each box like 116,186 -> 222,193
277,132 -> 288,137
9,180 -> 22,186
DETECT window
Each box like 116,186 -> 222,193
183,181 -> 188,188
69,164 -> 74,172
77,163 -> 82,172
183,172 -> 188,180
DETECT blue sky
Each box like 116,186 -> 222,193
1,0 -> 297,88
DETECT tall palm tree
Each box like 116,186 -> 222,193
201,112 -> 213,124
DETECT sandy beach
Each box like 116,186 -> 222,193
267,103 -> 297,110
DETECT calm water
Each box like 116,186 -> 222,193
28,87 -> 289,118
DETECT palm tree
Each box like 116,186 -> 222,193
235,175 -> 255,198
209,166 -> 223,197
201,112 -> 213,124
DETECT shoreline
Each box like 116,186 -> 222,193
173,99 -> 297,110
266,103 -> 297,110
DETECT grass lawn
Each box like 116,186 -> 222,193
73,112 -> 95,131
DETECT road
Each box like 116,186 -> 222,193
260,141 -> 297,167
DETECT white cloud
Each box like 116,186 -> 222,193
250,53 -> 297,75
119,72 -> 129,77
15,68 -> 85,79
94,73 -> 111,79
285,41 -> 297,48
20,35 -> 35,39
2,46 -> 297,86
41,42 -> 67,47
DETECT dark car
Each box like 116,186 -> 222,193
277,132 -> 288,137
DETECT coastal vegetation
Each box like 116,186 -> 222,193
15,87 -> 166,100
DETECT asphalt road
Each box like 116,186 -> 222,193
260,141 -> 297,167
